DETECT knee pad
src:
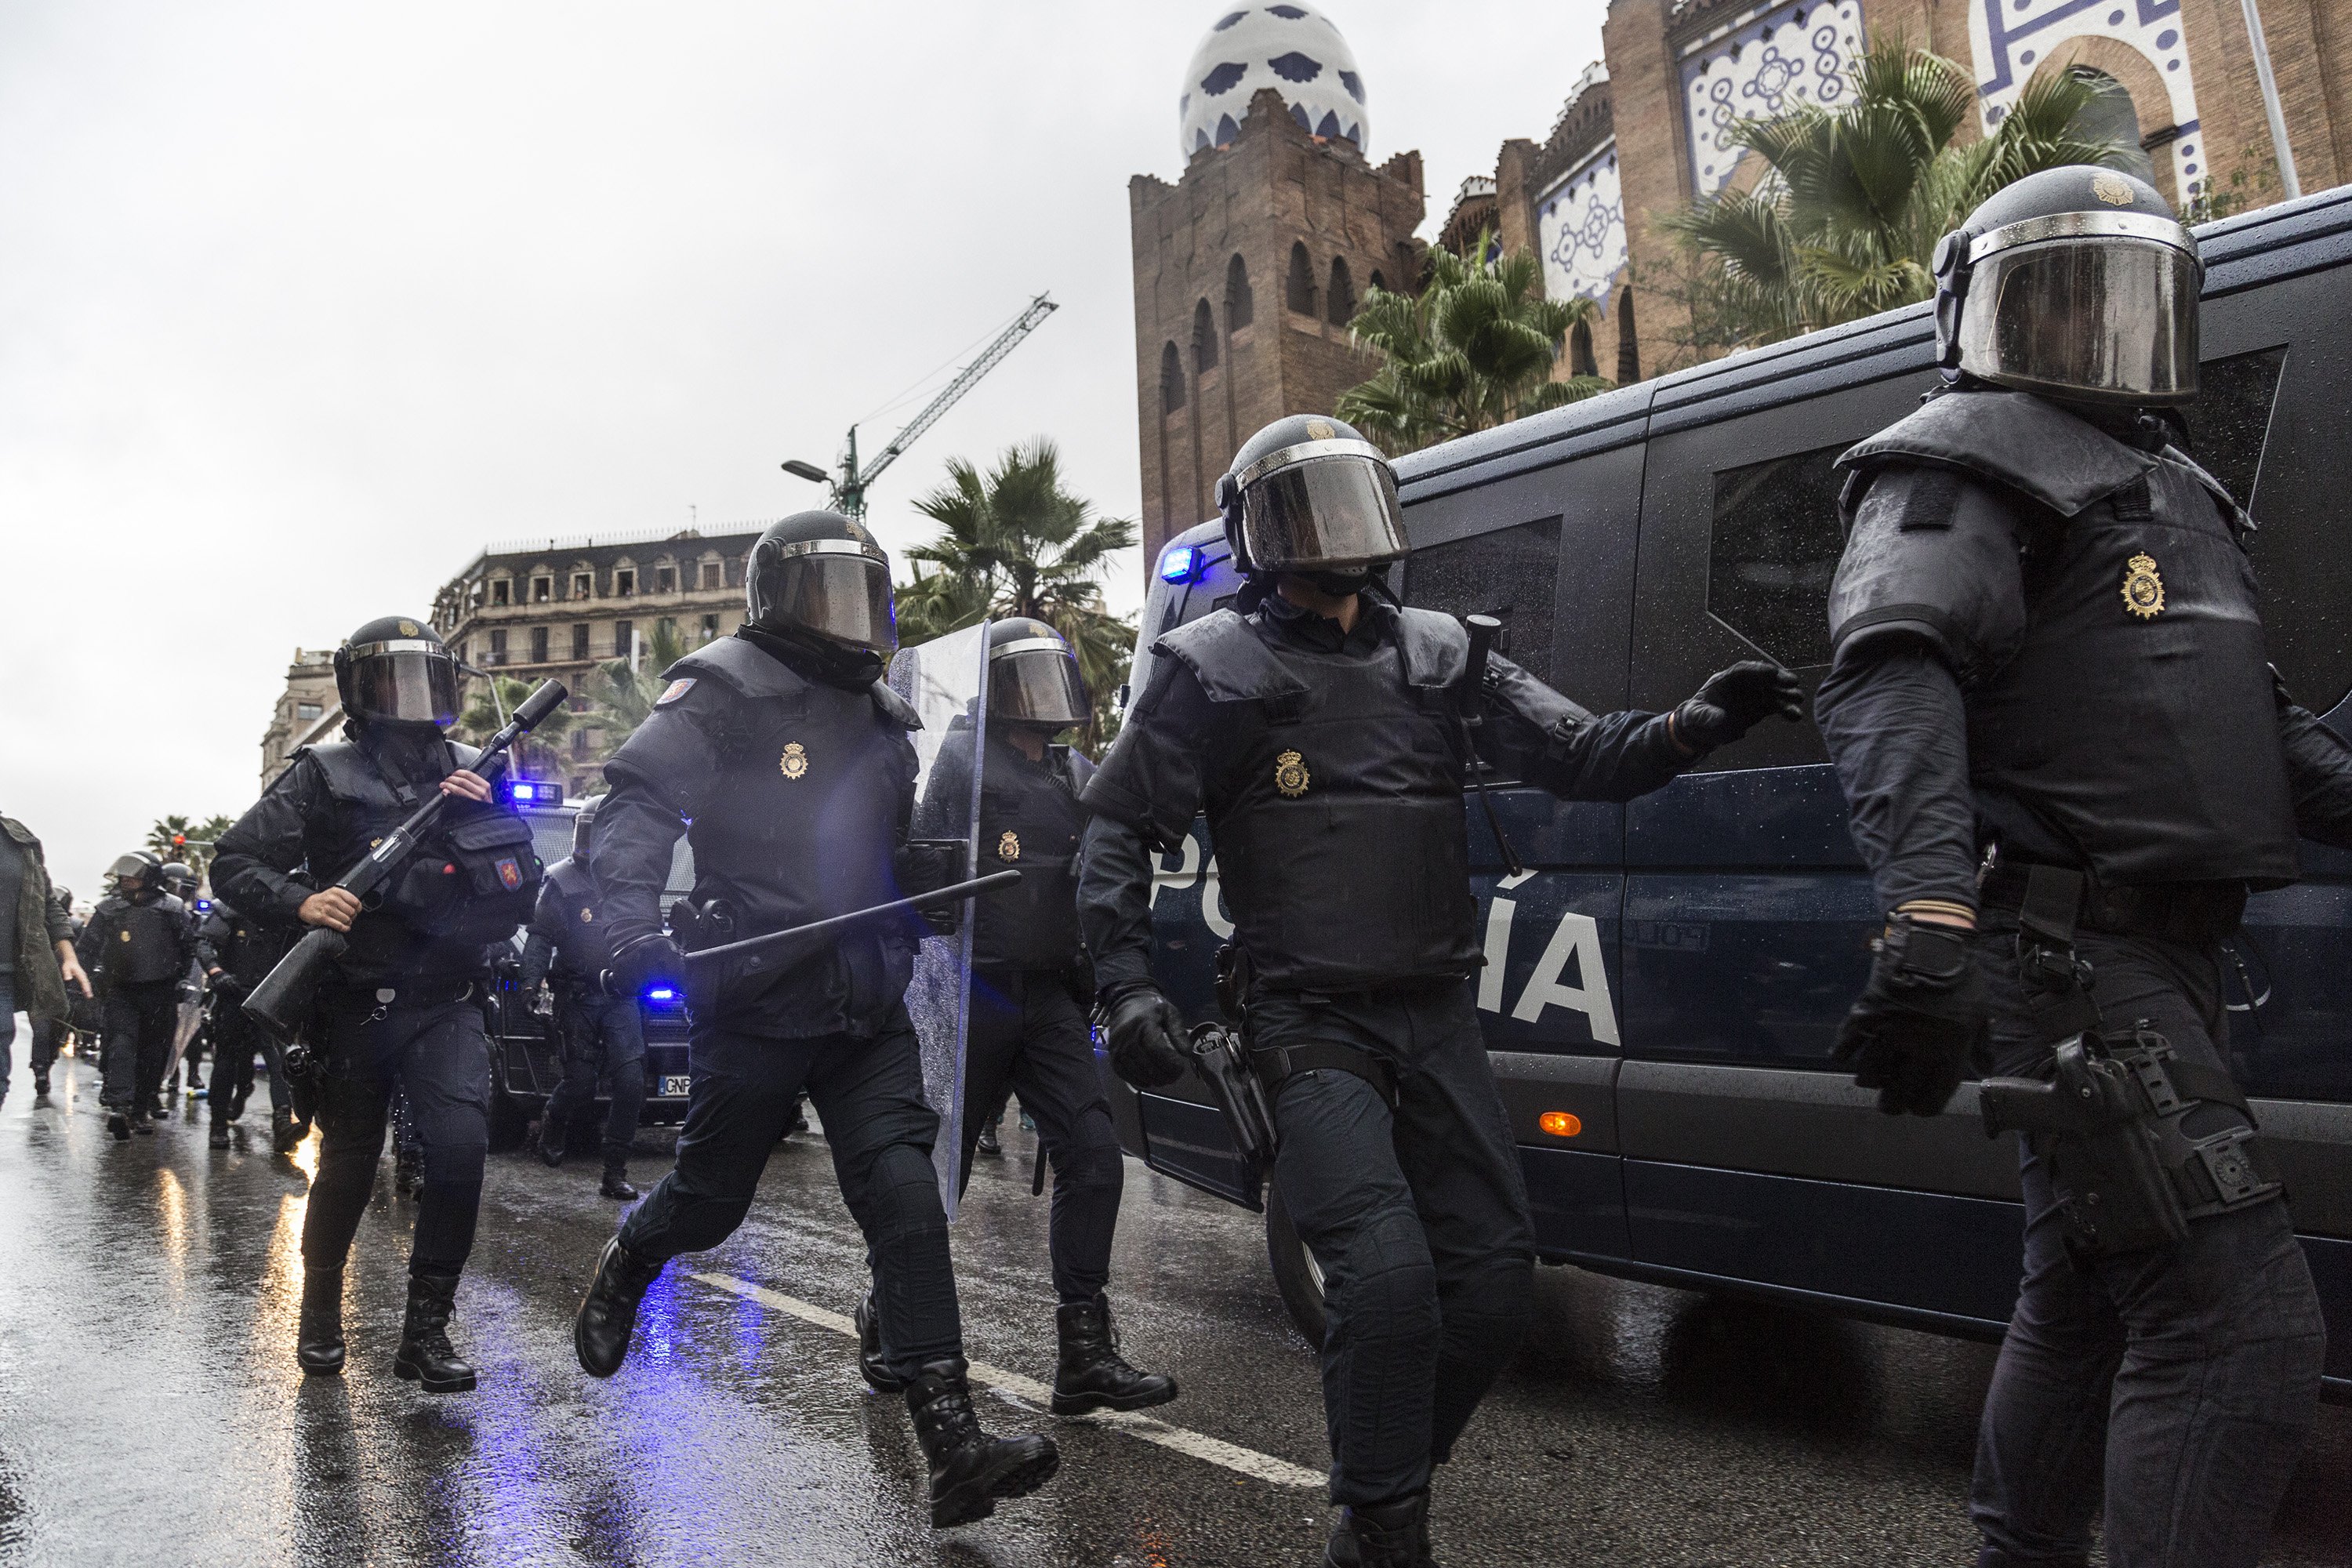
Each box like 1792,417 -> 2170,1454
862,1143 -> 946,1245
1334,1204 -> 1439,1343
1055,1128 -> 1125,1192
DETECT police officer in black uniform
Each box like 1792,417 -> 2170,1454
1815,167 -> 2348,1568
854,618 -> 1175,1417
1078,415 -> 1803,1566
212,615 -> 543,1392
517,797 -> 646,1200
569,510 -> 1060,1530
197,896 -> 299,1152
158,861 -> 205,1102
78,851 -> 196,1140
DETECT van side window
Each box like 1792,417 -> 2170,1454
1402,517 -> 1563,684
2183,346 -> 2285,522
1707,442 -> 1849,671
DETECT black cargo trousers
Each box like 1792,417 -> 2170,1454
302,982 -> 493,1280
958,970 -> 1124,1304
543,987 -> 648,1169
100,980 -> 179,1111
1967,920 -> 2327,1568
1252,977 -> 1535,1508
618,1002 -> 964,1381
207,1003 -> 289,1130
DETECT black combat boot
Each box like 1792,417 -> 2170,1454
1325,1493 -> 1433,1568
598,1163 -> 638,1201
535,1117 -> 565,1168
32,1072 -> 49,1097
855,1287 -> 906,1393
209,1123 -> 231,1149
903,1359 -> 1059,1528
296,1267 -> 347,1375
272,1107 -> 303,1155
108,1110 -> 131,1142
392,1271 -> 477,1393
132,1106 -> 155,1135
573,1236 -> 662,1377
1051,1294 -> 1178,1416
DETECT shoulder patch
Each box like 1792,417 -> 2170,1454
655,677 -> 697,707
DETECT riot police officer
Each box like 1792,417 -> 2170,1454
212,615 -> 543,1392
1077,415 -> 1802,1566
854,618 -> 1174,1417
1815,167 -> 2347,1568
197,895 -> 299,1152
569,510 -> 1060,1530
78,851 -> 196,1140
517,797 -> 646,1200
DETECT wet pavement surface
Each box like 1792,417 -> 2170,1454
0,1050 -> 2343,1567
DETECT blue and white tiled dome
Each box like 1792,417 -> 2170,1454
1179,5 -> 1367,158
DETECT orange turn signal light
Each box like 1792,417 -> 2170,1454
1538,1111 -> 1582,1138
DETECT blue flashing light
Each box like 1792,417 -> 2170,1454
644,987 -> 677,1003
195,898 -> 212,914
509,782 -> 545,802
1160,544 -> 1198,583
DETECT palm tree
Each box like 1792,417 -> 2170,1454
456,673 -> 575,783
1658,37 -> 2140,347
571,621 -> 694,771
1335,234 -> 1609,455
146,814 -> 236,879
904,438 -> 1138,750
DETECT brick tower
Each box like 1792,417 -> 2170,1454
1130,85 -> 1425,565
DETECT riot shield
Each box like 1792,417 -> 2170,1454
887,619 -> 989,1221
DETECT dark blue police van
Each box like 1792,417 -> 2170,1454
1103,184 -> 2352,1397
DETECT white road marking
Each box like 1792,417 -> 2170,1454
688,1271 -> 1325,1489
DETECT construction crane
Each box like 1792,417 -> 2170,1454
783,292 -> 1058,521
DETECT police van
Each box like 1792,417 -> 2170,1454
485,795 -> 695,1146
1105,185 -> 2352,1397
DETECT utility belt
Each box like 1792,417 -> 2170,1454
1979,861 -> 2247,948
1974,860 -> 2281,1261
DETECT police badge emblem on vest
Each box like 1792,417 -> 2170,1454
780,742 -> 809,780
997,831 -> 1021,862
579,907 -> 593,923
1275,750 -> 1311,798
2123,554 -> 2165,620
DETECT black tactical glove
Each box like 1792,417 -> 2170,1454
1671,661 -> 1805,752
1833,914 -> 1990,1116
606,934 -> 684,1000
1102,982 -> 1190,1090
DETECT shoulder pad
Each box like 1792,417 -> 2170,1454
2159,446 -> 2257,536
158,894 -> 187,917
303,742 -> 391,801
1837,390 -> 2155,518
668,633 -> 808,702
543,857 -> 588,893
1828,466 -> 2027,676
1392,607 -> 1470,691
448,741 -> 485,771
95,896 -> 128,915
869,680 -> 921,731
1152,609 -> 1309,706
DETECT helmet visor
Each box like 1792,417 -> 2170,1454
989,641 -> 1091,726
345,642 -> 459,726
1959,236 -> 2201,405
1240,455 -> 1409,573
749,546 -> 898,657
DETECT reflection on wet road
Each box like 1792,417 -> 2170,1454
0,1053 -> 2343,1566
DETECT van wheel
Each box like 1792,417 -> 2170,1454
1265,1185 -> 1327,1345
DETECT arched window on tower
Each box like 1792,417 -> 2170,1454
1287,242 -> 1316,315
1193,299 -> 1219,373
1160,341 -> 1185,413
1616,287 -> 1641,386
1327,258 -> 1356,326
2066,67 -> 2157,185
1369,269 -> 1387,293
1225,254 -> 1254,331
1568,318 -> 1598,379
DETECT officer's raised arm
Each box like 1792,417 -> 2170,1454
1476,652 -> 1801,800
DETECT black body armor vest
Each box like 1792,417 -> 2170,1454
201,899 -> 286,990
92,894 -> 189,985
1156,607 -> 1478,991
1838,391 -> 2299,887
662,634 -> 921,1025
301,736 -> 543,976
969,732 -> 1090,972
536,857 -> 611,984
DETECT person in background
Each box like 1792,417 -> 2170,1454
0,813 -> 93,1102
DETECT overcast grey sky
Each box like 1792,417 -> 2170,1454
0,0 -> 1610,894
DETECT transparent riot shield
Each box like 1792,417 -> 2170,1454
887,619 -> 989,1221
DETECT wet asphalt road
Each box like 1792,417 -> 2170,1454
0,1050 -> 2343,1568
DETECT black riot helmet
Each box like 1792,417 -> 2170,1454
107,851 -> 162,895
1932,165 -> 2201,406
1215,414 -> 1410,584
158,862 -> 198,898
986,618 -> 1089,729
334,615 -> 461,728
571,794 -> 602,859
744,510 -> 898,660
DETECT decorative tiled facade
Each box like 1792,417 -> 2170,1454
1967,0 -> 2205,200
1536,143 -> 1628,313
1679,0 -> 1867,195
